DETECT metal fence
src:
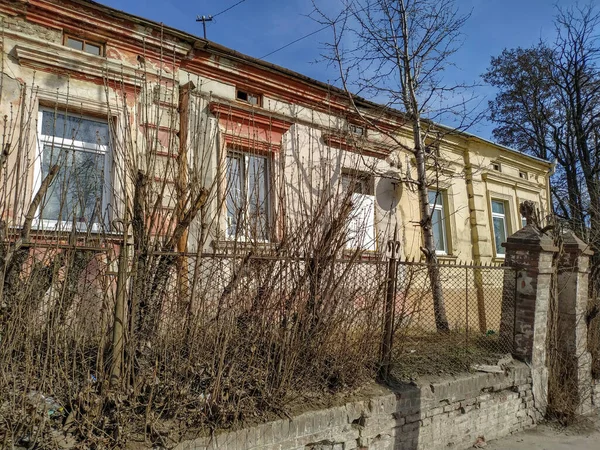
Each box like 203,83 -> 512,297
386,259 -> 516,379
148,249 -> 516,380
0,241 -> 518,446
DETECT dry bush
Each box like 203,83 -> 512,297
0,61 -> 391,447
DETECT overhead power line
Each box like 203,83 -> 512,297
213,0 -> 248,18
260,25 -> 329,60
197,0 -> 249,39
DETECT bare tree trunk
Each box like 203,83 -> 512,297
413,122 -> 450,331
399,2 -> 449,332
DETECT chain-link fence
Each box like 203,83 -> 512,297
0,243 -> 516,446
588,279 -> 600,379
388,260 -> 516,379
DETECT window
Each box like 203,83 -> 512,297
35,109 -> 110,231
521,216 -> 528,228
428,190 -> 448,255
225,150 -> 270,241
491,200 -> 509,257
236,89 -> 261,106
492,162 -> 501,172
348,124 -> 365,136
519,171 -> 528,180
341,173 -> 375,250
64,35 -> 104,56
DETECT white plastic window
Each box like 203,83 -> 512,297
34,109 -> 110,232
341,174 -> 376,251
491,200 -> 509,257
226,151 -> 270,241
428,190 -> 448,255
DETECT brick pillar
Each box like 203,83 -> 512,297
556,231 -> 594,414
500,225 -> 557,415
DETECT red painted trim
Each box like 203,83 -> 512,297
209,102 -> 291,134
223,134 -> 280,152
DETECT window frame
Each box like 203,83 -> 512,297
428,189 -> 449,255
235,88 -> 262,107
224,149 -> 272,242
33,108 -> 112,232
63,34 -> 105,56
348,123 -> 366,137
341,171 -> 376,251
491,199 -> 509,258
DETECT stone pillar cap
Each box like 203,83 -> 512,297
561,229 -> 594,255
502,225 -> 558,253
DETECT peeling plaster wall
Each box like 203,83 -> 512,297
0,1 -> 552,264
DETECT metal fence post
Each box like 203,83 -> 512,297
380,233 -> 400,380
465,266 -> 469,351
110,225 -> 128,389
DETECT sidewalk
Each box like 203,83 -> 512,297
486,415 -> 600,450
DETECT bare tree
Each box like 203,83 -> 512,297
484,4 -> 600,273
312,0 -> 478,331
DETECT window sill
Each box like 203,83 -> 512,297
211,239 -> 279,255
436,254 -> 458,261
342,249 -> 383,261
6,225 -> 124,248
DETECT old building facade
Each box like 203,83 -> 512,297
0,0 -> 552,262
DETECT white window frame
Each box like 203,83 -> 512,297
33,108 -> 111,232
225,150 -> 271,242
491,199 -> 509,258
341,173 -> 376,251
428,190 -> 448,255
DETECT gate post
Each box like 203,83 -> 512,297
556,231 -> 594,414
500,224 -> 557,416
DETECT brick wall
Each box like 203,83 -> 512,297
174,363 -> 538,450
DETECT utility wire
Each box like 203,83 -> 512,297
260,25 -> 329,59
259,3 -> 372,60
213,0 -> 248,18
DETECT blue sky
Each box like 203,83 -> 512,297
98,0 -> 584,140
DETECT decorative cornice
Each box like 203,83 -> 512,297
321,133 -> 392,159
223,134 -> 280,153
6,28 -> 147,86
209,101 -> 292,135
481,171 -> 543,194
27,0 -> 190,59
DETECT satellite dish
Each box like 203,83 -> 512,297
376,171 -> 402,211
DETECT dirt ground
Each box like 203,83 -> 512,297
486,414 -> 600,450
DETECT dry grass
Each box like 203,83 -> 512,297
391,332 -> 509,380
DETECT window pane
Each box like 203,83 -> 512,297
341,174 -> 366,195
491,200 -> 505,215
85,43 -> 101,56
493,216 -> 507,255
247,155 -> 268,240
431,208 -> 446,252
226,155 -> 243,237
40,145 -> 105,226
347,193 -> 375,250
428,190 -> 441,206
41,111 -> 109,145
66,37 -> 83,51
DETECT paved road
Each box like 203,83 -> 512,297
486,416 -> 600,450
